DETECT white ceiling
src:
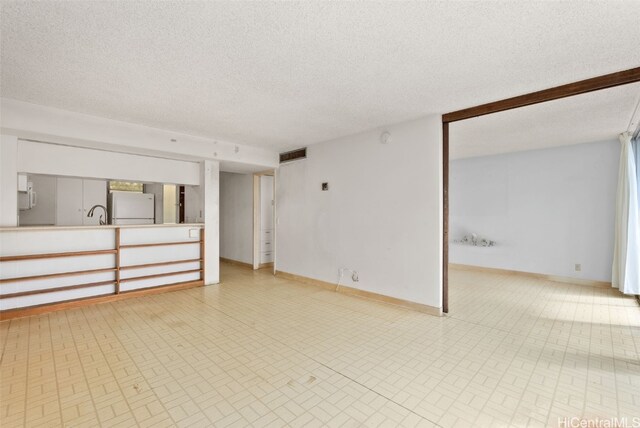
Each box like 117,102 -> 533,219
2,1 -> 640,152
450,82 -> 640,159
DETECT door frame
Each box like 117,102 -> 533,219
253,170 -> 276,270
178,185 -> 185,223
441,67 -> 640,313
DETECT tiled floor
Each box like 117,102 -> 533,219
1,264 -> 638,427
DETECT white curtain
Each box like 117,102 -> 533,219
612,132 -> 640,295
635,135 -> 640,190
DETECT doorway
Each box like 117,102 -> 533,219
162,184 -> 178,224
218,170 -> 276,274
441,67 -> 640,313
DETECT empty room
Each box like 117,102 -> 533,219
0,1 -> 638,427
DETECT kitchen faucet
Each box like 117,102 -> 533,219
87,205 -> 108,225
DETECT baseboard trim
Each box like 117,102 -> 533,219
220,257 -> 253,269
275,271 -> 336,291
0,280 -> 204,321
219,258 -> 273,270
449,264 -> 611,288
275,270 -> 442,316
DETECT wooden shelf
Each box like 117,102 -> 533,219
0,267 -> 116,284
119,269 -> 202,283
0,280 -> 203,321
120,241 -> 199,249
120,258 -> 201,270
0,249 -> 117,262
1,280 -> 116,299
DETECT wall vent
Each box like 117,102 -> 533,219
279,148 -> 307,163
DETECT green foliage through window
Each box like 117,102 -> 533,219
109,181 -> 143,192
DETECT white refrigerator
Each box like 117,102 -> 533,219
108,192 -> 155,225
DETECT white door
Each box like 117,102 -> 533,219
260,176 -> 274,264
260,176 -> 274,231
82,179 -> 107,225
184,185 -> 203,223
163,185 -> 177,223
56,177 -> 83,226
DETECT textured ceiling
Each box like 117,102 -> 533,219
450,82 -> 640,159
2,1 -> 640,152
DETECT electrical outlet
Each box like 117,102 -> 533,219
575,263 -> 581,272
351,271 -> 359,282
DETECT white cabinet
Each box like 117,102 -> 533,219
82,179 -> 107,225
260,249 -> 273,263
56,178 -> 107,226
56,178 -> 83,226
260,230 -> 274,262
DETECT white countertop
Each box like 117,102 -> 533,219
0,223 -> 204,232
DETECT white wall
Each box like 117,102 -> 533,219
18,140 -> 200,185
450,140 -> 619,282
276,116 -> 443,308
0,135 -> 18,226
219,172 -> 254,264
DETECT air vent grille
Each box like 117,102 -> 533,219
279,148 -> 307,163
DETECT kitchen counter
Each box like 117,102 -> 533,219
0,223 -> 204,232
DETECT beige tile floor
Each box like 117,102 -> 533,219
1,264 -> 639,427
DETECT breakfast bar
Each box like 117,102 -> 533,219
0,223 -> 205,319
